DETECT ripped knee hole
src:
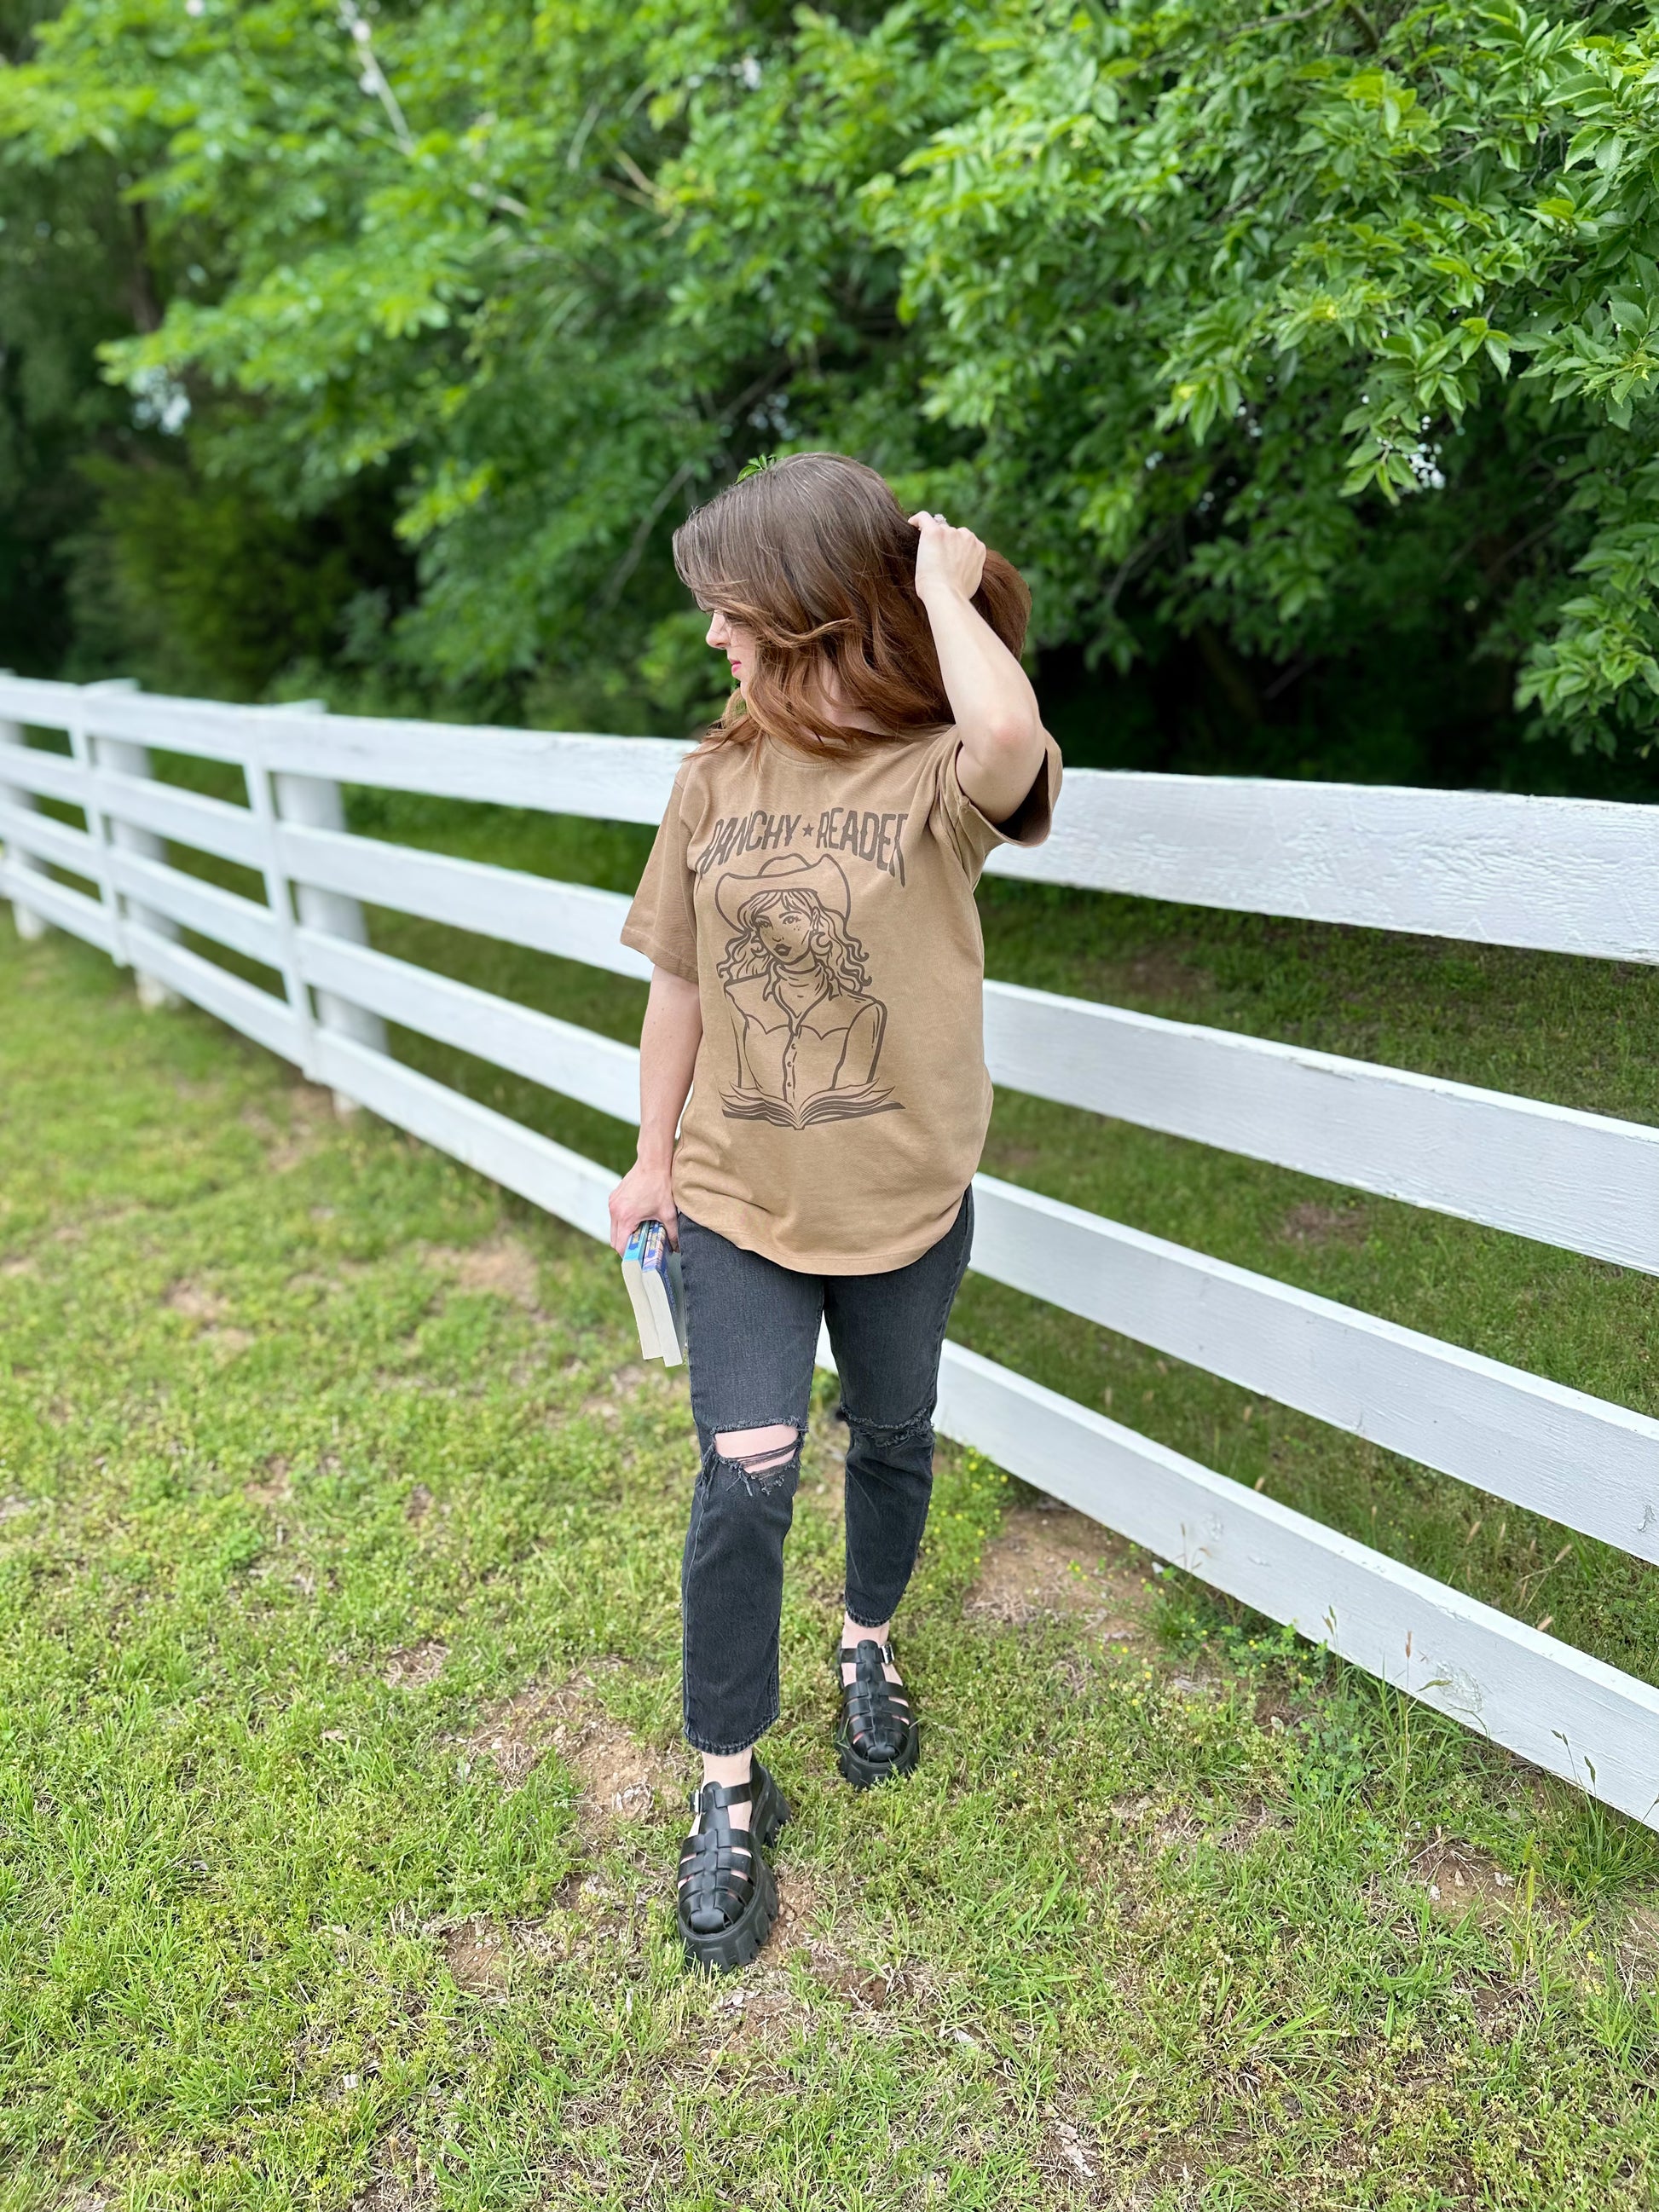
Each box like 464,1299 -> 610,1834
713,1423 -> 801,1480
837,1403 -> 934,1446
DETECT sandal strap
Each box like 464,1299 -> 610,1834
679,1830 -> 755,1878
687,1774 -> 754,1818
679,1807 -> 760,1931
844,1697 -> 912,1749
838,1637 -> 914,1757
843,1680 -> 912,1720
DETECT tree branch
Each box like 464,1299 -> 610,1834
597,458 -> 699,610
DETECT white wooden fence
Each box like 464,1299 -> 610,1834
3,674 -> 1657,1828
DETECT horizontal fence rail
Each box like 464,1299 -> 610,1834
3,676 -> 1657,1832
995,776 -> 1659,963
275,831 -> 1659,1271
982,984 -> 1659,1275
279,824 -> 656,979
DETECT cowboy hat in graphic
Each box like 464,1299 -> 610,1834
714,850 -> 853,930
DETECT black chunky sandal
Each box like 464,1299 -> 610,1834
676,1759 -> 789,1972
834,1637 -> 919,1788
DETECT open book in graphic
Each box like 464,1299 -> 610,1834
720,1081 -> 900,1129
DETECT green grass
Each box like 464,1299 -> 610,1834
3,906 -> 1659,2209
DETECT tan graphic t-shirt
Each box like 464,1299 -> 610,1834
621,723 -> 1063,1273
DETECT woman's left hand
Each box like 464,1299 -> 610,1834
910,511 -> 986,604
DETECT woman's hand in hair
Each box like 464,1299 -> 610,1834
910,510 -> 1049,825
910,511 -> 987,606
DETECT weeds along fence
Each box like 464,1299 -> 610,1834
3,674 -> 1658,1828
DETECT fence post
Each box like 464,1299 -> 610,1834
0,698 -> 49,941
269,729 -> 387,1118
88,682 -> 182,1011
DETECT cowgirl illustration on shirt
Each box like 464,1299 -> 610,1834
713,852 -> 901,1128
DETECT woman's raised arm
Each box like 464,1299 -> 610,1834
910,510 -> 1049,826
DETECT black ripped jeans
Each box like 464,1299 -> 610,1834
675,1191 -> 974,1755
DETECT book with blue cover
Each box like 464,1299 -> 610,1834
619,1222 -> 656,1350
621,1219 -> 687,1366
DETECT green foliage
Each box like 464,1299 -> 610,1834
8,0 -> 1659,762
66,451 -> 415,696
0,3 -> 142,676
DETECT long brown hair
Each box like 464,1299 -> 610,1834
672,453 -> 1031,759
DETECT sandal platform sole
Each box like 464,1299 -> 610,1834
834,1723 -> 920,1791
679,1773 -> 789,1973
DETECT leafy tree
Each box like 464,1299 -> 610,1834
4,0 -> 1659,780
0,0 -> 419,692
0,0 -> 147,677
65,450 -> 413,697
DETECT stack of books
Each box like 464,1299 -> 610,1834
620,1219 -> 689,1366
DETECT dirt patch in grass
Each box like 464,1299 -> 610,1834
1095,944 -> 1217,1008
1617,1903 -> 1659,1984
1217,1799 -> 1288,1852
1040,2114 -> 1106,2197
576,1727 -> 681,1818
578,1362 -> 650,1420
165,1278 -> 254,1353
1411,1835 -> 1521,1922
165,1279 -> 231,1325
805,1949 -> 910,2015
464,1673 -> 684,1816
384,1640 -> 447,1689
711,1984 -> 801,2047
0,1253 -> 36,1279
965,1499 -> 1153,1642
442,1916 -> 510,1996
245,1082 -> 336,1173
245,1455 -> 292,1507
350,2137 -> 437,2210
774,1867 -> 830,1958
1278,1200 -> 1370,1247
422,1233 -> 543,1313
694,1869 -> 883,2042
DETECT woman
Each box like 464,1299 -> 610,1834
610,452 -> 1061,1972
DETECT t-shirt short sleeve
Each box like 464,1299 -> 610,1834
621,762 -> 699,983
930,727 -> 1064,884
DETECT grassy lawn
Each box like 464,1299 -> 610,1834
4,904 -> 1659,2208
